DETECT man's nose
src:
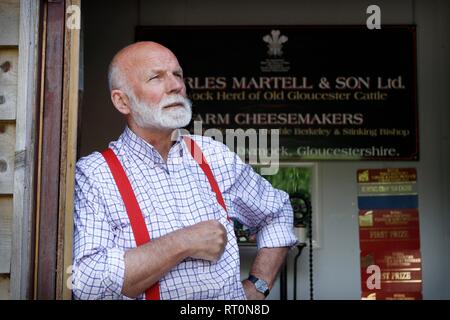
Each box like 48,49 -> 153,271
165,73 -> 184,94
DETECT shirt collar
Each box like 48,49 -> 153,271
120,126 -> 185,166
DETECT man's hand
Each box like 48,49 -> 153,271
242,279 -> 266,300
182,220 -> 228,262
121,220 -> 227,297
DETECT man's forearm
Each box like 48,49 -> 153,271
244,247 -> 290,299
121,229 -> 189,298
121,220 -> 227,298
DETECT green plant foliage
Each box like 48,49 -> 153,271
256,166 -> 311,195
255,166 -> 312,228
234,166 -> 313,244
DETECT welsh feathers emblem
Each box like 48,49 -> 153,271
263,30 -> 288,56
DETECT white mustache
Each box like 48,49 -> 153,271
159,94 -> 192,110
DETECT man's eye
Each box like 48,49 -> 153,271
148,75 -> 159,81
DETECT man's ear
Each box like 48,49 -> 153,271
111,89 -> 132,115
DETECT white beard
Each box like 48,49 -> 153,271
129,92 -> 192,130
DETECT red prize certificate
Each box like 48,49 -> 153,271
359,209 -> 420,251
360,249 -> 422,293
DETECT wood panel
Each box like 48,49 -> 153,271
0,196 -> 12,273
0,0 -> 19,46
0,123 -> 15,194
10,0 -> 41,300
0,48 -> 18,120
0,275 -> 10,300
0,48 -> 18,85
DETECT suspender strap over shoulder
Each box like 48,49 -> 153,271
183,136 -> 229,219
101,148 -> 160,300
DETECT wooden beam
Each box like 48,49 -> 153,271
56,0 -> 80,300
36,0 -> 65,300
10,0 -> 41,300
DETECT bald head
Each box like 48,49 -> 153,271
108,41 -> 190,131
107,41 -> 179,94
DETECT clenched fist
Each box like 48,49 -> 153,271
181,220 -> 228,262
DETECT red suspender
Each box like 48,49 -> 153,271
101,149 -> 160,300
182,136 -> 229,219
101,136 -> 227,300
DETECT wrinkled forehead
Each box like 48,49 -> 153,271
126,46 -> 182,77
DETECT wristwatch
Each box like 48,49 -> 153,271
247,274 -> 270,297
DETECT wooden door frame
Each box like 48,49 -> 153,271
34,0 -> 65,299
58,0 -> 80,300
27,0 -> 80,300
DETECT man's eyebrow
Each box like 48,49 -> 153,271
146,68 -> 183,75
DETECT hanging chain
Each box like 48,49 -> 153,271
307,196 -> 314,300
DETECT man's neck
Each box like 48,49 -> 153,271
128,122 -> 177,162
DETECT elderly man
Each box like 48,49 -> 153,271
73,41 -> 297,300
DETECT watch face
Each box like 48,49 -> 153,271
255,279 -> 269,292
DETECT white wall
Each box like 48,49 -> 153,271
81,0 -> 450,299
